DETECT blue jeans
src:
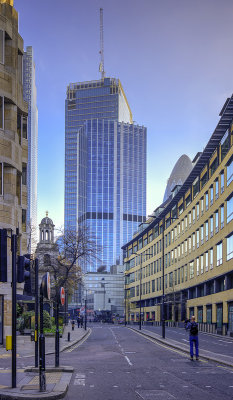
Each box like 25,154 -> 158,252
189,335 -> 199,358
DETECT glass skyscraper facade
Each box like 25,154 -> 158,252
23,46 -> 38,251
65,77 -> 146,271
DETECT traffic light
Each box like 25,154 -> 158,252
17,254 -> 31,295
0,229 -> 7,282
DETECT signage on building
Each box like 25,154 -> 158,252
60,287 -> 65,306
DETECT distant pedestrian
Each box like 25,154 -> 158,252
77,316 -> 80,328
185,315 -> 199,361
80,316 -> 84,328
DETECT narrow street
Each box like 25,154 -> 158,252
59,324 -> 233,400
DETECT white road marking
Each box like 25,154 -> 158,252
183,386 -> 189,388
113,385 -> 118,388
125,356 -> 133,366
126,371 -> 130,374
181,371 -> 187,374
229,386 -> 233,388
90,385 -> 95,388
125,351 -> 136,354
205,386 -> 211,388
75,374 -> 85,378
181,339 -> 189,342
74,379 -> 85,386
108,371 -> 112,374
89,371 -> 94,374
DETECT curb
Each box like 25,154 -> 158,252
21,328 -> 91,358
0,372 -> 72,400
128,327 -> 233,369
24,366 -> 74,373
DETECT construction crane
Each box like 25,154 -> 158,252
99,8 -> 105,79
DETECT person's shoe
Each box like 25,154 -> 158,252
196,357 -> 199,361
190,356 -> 193,361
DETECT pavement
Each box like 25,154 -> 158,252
0,323 -> 91,399
128,324 -> 233,368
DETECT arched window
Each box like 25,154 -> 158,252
46,230 -> 49,240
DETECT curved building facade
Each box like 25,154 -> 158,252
163,154 -> 193,203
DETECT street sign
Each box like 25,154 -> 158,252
60,287 -> 65,306
80,306 -> 85,314
41,272 -> 50,300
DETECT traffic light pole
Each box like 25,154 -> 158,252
55,296 -> 59,367
35,258 -> 39,368
11,234 -> 17,388
39,287 -> 46,391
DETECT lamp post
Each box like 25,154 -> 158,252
131,251 -> 153,330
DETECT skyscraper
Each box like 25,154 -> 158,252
65,77 -> 146,271
23,46 -> 38,251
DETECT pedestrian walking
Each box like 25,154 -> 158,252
77,316 -> 80,328
185,315 -> 199,361
80,315 -> 84,328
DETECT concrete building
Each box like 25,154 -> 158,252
123,95 -> 233,335
65,78 -> 147,271
0,0 -> 28,344
23,46 -> 38,252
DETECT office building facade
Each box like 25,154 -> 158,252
65,78 -> 147,271
123,95 -> 233,335
0,0 -> 28,344
23,46 -> 38,252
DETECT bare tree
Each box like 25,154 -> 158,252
51,225 -> 101,296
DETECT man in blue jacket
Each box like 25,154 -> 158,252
185,315 -> 199,361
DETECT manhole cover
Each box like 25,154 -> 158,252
136,390 -> 176,399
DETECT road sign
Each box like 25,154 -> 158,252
60,287 -> 65,306
41,272 -> 50,300
80,306 -> 85,314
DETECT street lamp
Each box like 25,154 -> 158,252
131,251 -> 153,330
149,214 -> 178,339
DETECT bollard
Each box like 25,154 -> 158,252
72,321 -> 75,331
68,332 -> 70,342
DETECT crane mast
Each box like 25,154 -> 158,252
99,8 -> 105,79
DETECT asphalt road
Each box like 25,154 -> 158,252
141,324 -> 233,358
59,324 -> 233,400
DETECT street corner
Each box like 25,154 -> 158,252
0,370 -> 73,400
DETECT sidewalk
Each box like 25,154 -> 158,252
0,324 -> 89,358
128,326 -> 233,368
0,325 -> 91,399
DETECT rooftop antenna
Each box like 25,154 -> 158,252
99,8 -> 105,79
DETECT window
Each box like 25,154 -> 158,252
190,261 -> 194,279
185,265 -> 188,281
201,255 -> 204,274
185,217 -> 187,230
215,179 -> 219,200
18,52 -> 23,83
210,186 -> 213,206
201,197 -> 204,215
196,230 -> 199,248
205,192 -> 209,211
185,240 -> 187,253
221,129 -> 230,160
0,30 -> 4,64
188,237 -> 191,252
221,172 -> 225,193
22,209 -> 26,232
169,272 -> 173,287
17,112 -> 22,145
210,216 -> 214,237
217,242 -> 223,266
210,248 -> 213,269
196,258 -> 199,276
226,196 -> 233,226
22,164 -> 27,185
205,220 -> 208,241
188,212 -> 191,226
192,233 -> 195,250
192,208 -> 195,223
227,233 -> 233,261
200,225 -> 204,244
193,177 -> 199,198
215,210 -> 219,233
220,205 -> 224,229
0,96 -> 4,130
227,157 -> 233,186
205,252 -> 208,271
181,220 -> 184,233
196,203 -> 199,220
165,275 -> 167,289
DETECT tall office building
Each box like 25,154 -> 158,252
65,77 -> 147,271
23,46 -> 38,251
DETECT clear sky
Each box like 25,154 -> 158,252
14,0 -> 233,230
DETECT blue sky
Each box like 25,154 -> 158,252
14,0 -> 233,229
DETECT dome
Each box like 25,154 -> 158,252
163,154 -> 193,202
40,217 -> 53,225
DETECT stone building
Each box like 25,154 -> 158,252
0,0 -> 28,345
35,213 -> 59,290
